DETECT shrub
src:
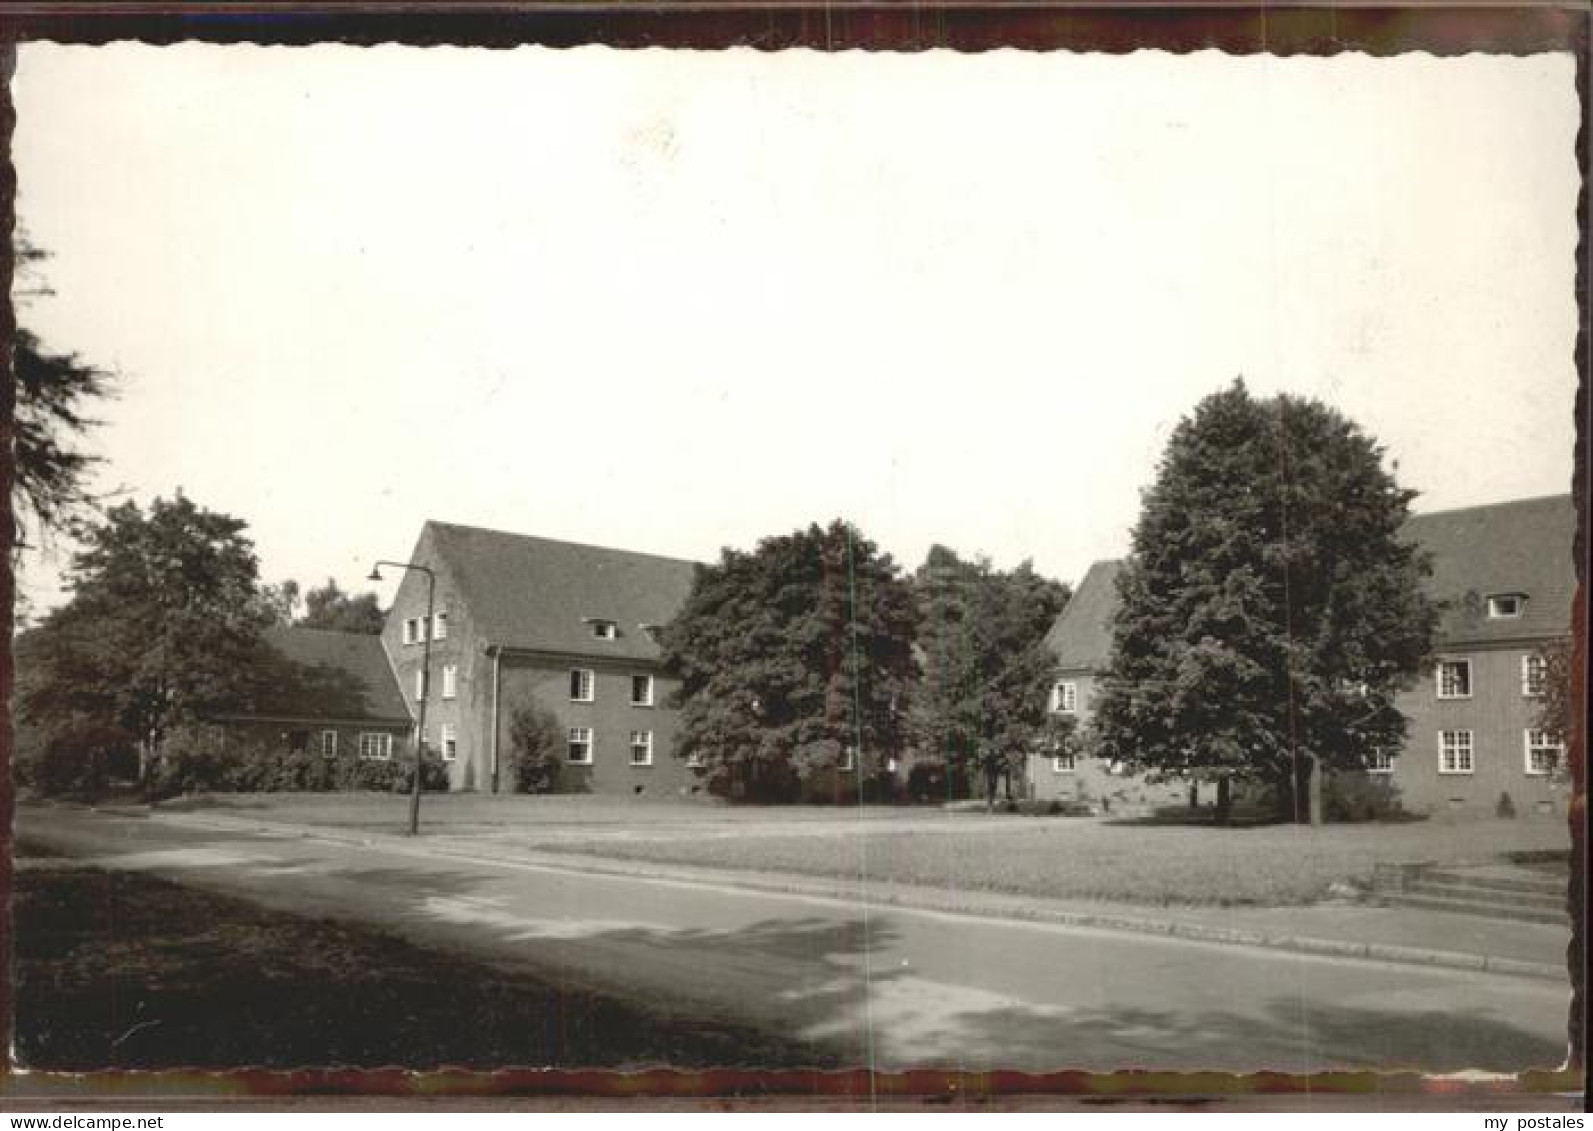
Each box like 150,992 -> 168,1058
21,722 -> 139,797
1496,791 -> 1517,820
509,702 -> 564,794
906,759 -> 975,803
1322,770 -> 1406,823
146,727 -> 446,798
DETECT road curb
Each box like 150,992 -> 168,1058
160,810 -> 1569,984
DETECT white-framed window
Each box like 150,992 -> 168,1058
402,618 -> 416,645
1436,659 -> 1472,700
1487,594 -> 1525,619
1522,653 -> 1548,698
1524,730 -> 1563,776
567,726 -> 593,764
359,732 -> 393,761
1051,681 -> 1078,714
569,668 -> 595,702
414,668 -> 427,700
442,664 -> 458,700
1438,729 -> 1474,775
1367,748 -> 1396,774
433,610 -> 448,640
631,674 -> 654,707
319,730 -> 338,757
1052,751 -> 1076,773
591,620 -> 617,640
440,723 -> 458,762
629,730 -> 653,766
839,746 -> 856,772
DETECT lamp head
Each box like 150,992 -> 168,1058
367,566 -> 383,583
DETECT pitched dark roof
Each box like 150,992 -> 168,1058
1403,493 -> 1576,646
246,626 -> 412,724
1043,494 -> 1577,671
427,522 -> 699,661
1044,559 -> 1124,672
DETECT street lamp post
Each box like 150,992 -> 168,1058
369,559 -> 434,836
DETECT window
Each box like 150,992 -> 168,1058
839,746 -> 856,772
1052,751 -> 1076,773
405,616 -> 427,644
570,669 -> 595,702
1436,659 -> 1472,700
442,664 -> 458,700
1438,730 -> 1474,775
629,730 -> 653,766
1051,681 -> 1078,714
1522,654 -> 1548,698
359,732 -> 393,760
1367,748 -> 1395,774
320,730 -> 338,757
685,751 -> 706,769
591,620 -> 617,640
287,730 -> 310,754
1524,730 -> 1563,776
567,727 -> 593,764
433,610 -> 448,640
402,619 -> 415,645
441,723 -> 458,762
631,674 -> 654,707
414,668 -> 427,700
1487,594 -> 1525,619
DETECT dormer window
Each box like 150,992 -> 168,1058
585,618 -> 618,640
1487,593 -> 1526,619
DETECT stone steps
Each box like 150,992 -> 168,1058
1418,869 -> 1566,900
1379,890 -> 1567,926
1371,862 -> 1569,925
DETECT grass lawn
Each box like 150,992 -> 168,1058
148,792 -> 1571,908
11,849 -> 837,1071
532,816 -> 1571,907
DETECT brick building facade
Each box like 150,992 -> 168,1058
1028,495 -> 1575,817
381,521 -> 699,796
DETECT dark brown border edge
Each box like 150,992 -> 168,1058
0,1 -> 1586,1111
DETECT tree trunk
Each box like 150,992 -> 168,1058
1214,775 -> 1232,825
1188,781 -> 1200,809
1306,751 -> 1323,826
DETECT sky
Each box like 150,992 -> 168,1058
11,45 -> 1581,613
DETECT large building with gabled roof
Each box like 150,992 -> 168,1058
381,521 -> 701,794
1032,494 -> 1576,817
209,624 -> 415,765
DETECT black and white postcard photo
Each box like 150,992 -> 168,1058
3,10 -> 1585,1113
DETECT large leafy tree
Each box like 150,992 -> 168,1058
299,578 -> 385,634
661,520 -> 918,801
912,545 -> 1071,802
18,495 -> 275,783
1092,380 -> 1439,824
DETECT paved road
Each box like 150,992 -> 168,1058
16,806 -> 1571,1075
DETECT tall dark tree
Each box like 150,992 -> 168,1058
258,579 -> 302,626
10,238 -> 117,549
912,546 -> 1071,802
1092,380 -> 1439,824
660,520 -> 917,801
18,495 -> 273,784
299,578 -> 385,634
